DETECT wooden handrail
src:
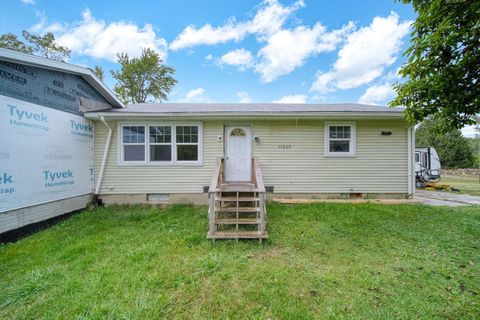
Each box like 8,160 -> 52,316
252,157 -> 266,193
209,156 -> 224,193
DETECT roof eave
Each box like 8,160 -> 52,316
84,111 -> 405,120
0,48 -> 125,108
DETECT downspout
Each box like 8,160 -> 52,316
95,116 -> 112,196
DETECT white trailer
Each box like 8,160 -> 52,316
415,147 -> 441,185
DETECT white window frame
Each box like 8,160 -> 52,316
324,121 -> 356,157
120,124 -> 147,164
175,125 -> 201,164
118,121 -> 203,166
148,125 -> 174,164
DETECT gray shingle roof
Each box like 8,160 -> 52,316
98,103 -> 404,114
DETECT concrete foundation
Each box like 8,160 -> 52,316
99,192 -> 409,206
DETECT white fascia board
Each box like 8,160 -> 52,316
84,111 -> 405,120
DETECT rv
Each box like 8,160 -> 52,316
415,147 -> 441,185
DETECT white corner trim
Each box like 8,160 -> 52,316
407,126 -> 415,196
324,121 -> 357,157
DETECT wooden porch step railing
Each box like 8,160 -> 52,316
207,156 -> 268,242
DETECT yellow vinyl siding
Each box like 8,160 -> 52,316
253,119 -> 408,193
94,121 -> 223,194
94,118 -> 408,195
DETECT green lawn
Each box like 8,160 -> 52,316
441,174 -> 480,196
1,203 -> 479,319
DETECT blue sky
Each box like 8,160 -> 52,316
3,0 -> 419,105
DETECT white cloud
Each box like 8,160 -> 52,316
256,22 -> 353,82
358,82 -> 395,105
171,0 -> 354,82
248,0 -> 305,40
180,88 -> 209,102
36,9 -> 167,62
273,94 -> 307,103
237,91 -> 252,103
170,19 -> 248,51
205,54 -> 214,60
311,12 -> 411,93
219,49 -> 253,69
20,0 -> 35,4
170,0 -> 304,50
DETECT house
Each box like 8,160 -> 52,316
84,103 -> 415,240
0,48 -> 123,238
0,48 -> 415,241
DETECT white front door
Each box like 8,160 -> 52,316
225,125 -> 252,182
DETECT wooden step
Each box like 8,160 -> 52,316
207,231 -> 268,239
215,207 -> 260,213
218,183 -> 257,192
215,218 -> 261,225
215,197 -> 260,202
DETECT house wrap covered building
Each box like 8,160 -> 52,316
0,48 -> 123,237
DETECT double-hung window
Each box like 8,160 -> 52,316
120,123 -> 202,165
122,126 -> 145,162
324,122 -> 356,157
176,126 -> 199,162
149,126 -> 172,162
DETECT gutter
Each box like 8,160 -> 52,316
84,111 -> 405,119
95,116 -> 112,195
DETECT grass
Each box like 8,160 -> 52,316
440,174 -> 480,196
1,203 -> 479,319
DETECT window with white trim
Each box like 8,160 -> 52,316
122,126 -> 145,161
324,122 -> 356,157
176,126 -> 199,162
120,123 -> 202,165
149,126 -> 172,162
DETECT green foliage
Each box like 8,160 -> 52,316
111,48 -> 177,104
391,0 -> 480,130
1,204 -> 479,318
416,118 -> 474,168
93,65 -> 105,81
0,33 -> 33,54
468,137 -> 480,168
21,31 -> 71,61
0,31 -> 70,62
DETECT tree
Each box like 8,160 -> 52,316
21,31 -> 70,61
111,48 -> 177,104
416,117 -> 474,168
0,33 -> 33,54
391,0 -> 480,130
0,31 -> 70,62
93,65 -> 105,81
